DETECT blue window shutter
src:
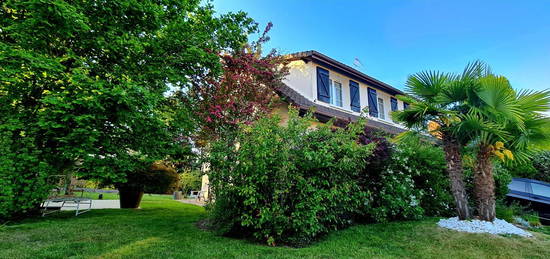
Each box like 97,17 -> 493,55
349,80 -> 360,112
367,88 -> 378,117
316,67 -> 330,103
391,97 -> 398,112
404,102 -> 410,110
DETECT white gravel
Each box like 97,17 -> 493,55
437,217 -> 532,237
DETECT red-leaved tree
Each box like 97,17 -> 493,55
190,23 -> 289,142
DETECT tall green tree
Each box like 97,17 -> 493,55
396,61 -> 550,222
452,73 -> 550,221
0,0 -> 255,219
393,69 -> 472,220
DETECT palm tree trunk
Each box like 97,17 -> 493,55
474,144 -> 496,221
442,135 -> 470,220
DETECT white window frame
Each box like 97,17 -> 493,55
378,97 -> 385,120
329,79 -> 343,107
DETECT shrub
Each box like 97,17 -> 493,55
115,162 -> 179,194
358,134 -> 453,221
0,135 -> 53,221
358,127 -> 393,172
533,151 -> 550,182
493,162 -> 513,200
502,161 -> 537,179
391,136 -> 453,217
207,110 -> 374,246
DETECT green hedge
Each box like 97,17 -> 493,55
207,111 -> 373,246
206,110 -> 454,246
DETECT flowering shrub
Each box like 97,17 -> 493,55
207,110 -> 373,246
191,23 -> 289,142
358,133 -> 453,221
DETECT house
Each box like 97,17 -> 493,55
200,51 -> 408,201
273,50 -> 408,134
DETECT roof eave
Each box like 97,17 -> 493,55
286,50 -> 403,96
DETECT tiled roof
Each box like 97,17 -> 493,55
276,83 -> 406,135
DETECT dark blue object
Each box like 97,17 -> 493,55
349,80 -> 360,112
403,102 -> 409,110
507,178 -> 550,224
367,88 -> 378,117
391,97 -> 398,111
316,67 -> 330,103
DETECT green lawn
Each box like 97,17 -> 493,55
1,198 -> 549,259
80,191 -> 173,201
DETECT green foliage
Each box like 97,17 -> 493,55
0,0 -> 255,220
207,110 -> 455,246
180,170 -> 202,195
502,160 -> 537,179
113,162 -> 179,195
496,201 -> 542,227
493,162 -> 513,200
357,132 -> 453,221
495,202 -> 516,223
207,110 -> 374,246
533,151 -> 550,182
389,137 -> 454,217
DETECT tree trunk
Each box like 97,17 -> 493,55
442,135 -> 470,220
474,144 -> 496,221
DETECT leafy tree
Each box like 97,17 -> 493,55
0,0 -> 255,219
189,23 -> 289,142
180,170 -> 202,195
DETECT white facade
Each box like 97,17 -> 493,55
284,60 -> 406,128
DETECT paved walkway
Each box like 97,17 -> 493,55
178,199 -> 205,206
48,199 -> 203,210
50,200 -> 120,210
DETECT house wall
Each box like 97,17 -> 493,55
284,60 -> 405,126
272,100 -> 325,128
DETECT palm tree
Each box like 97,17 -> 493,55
452,74 -> 550,221
393,69 -> 472,220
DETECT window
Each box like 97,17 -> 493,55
330,80 -> 343,107
508,180 -> 526,192
531,183 -> 550,197
378,98 -> 385,119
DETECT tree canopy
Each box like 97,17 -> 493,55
0,0 -> 256,219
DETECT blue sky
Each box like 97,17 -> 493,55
213,0 -> 550,92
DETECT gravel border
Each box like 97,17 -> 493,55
437,217 -> 532,237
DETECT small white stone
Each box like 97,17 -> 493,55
437,217 -> 532,237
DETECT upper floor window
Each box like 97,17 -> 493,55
378,98 -> 385,120
330,80 -> 343,107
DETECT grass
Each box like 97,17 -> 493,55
80,192 -> 173,201
1,198 -> 549,259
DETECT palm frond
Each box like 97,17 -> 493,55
461,60 -> 491,79
392,98 -> 454,129
475,75 -> 524,130
453,111 -> 509,145
516,89 -> 550,113
405,70 -> 450,101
